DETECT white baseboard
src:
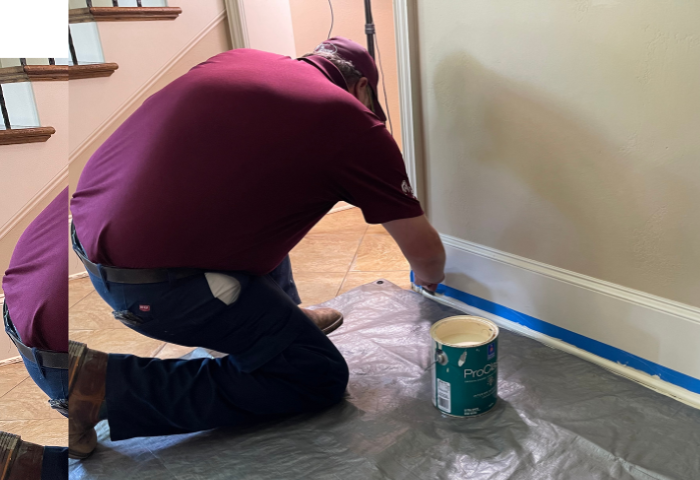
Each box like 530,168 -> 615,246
0,356 -> 22,367
69,271 -> 89,281
328,204 -> 356,215
428,234 -> 700,409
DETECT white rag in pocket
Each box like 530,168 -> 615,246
204,272 -> 241,306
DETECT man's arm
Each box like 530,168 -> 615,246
382,215 -> 446,292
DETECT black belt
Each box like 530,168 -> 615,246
3,302 -> 68,370
71,222 -> 201,285
78,255 -> 201,285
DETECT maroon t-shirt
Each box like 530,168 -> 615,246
2,189 -> 68,352
71,49 -> 422,274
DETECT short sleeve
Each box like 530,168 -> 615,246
332,125 -> 423,224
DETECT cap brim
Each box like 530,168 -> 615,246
370,88 -> 387,123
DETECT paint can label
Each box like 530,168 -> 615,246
437,378 -> 451,412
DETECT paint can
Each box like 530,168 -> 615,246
430,315 -> 499,418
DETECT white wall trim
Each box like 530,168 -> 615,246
414,285 -> 700,410
69,9 -> 229,164
0,295 -> 20,365
440,234 -> 700,326
0,355 -> 22,367
430,235 -> 700,410
393,0 -> 420,200
328,204 -> 356,215
224,0 -> 249,49
69,272 -> 89,281
0,165 -> 68,243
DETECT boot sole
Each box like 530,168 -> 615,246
322,315 -> 344,335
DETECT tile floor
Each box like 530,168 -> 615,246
0,207 -> 411,448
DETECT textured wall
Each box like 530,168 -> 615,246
416,0 -> 700,307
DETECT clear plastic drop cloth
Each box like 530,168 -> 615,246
69,280 -> 700,480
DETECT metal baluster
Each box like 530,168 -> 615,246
136,0 -> 142,6
112,0 -> 119,6
19,58 -> 27,66
0,86 -> 12,129
49,58 -> 56,65
69,31 -> 79,66
86,0 -> 93,7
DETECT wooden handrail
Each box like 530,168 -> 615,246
0,64 -> 118,83
23,65 -> 69,82
0,67 -> 27,84
0,127 -> 56,146
69,63 -> 120,80
70,7 -> 182,23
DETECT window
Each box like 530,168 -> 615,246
68,23 -> 106,66
0,59 -> 41,130
0,59 -> 56,144
0,58 -> 70,68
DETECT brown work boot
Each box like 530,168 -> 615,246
301,308 -> 344,335
69,340 -> 108,460
0,432 -> 43,480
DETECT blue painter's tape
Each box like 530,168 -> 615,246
412,272 -> 700,395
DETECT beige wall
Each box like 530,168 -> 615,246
289,0 -> 402,149
0,82 -> 68,228
416,0 -> 700,307
241,0 -> 296,57
69,0 -> 230,192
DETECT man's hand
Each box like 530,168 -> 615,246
382,215 -> 446,291
414,274 -> 444,293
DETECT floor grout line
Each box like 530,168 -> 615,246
69,290 -> 96,310
151,343 -> 168,358
335,225 -> 369,298
0,375 -> 32,400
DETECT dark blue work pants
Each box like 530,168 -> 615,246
3,313 -> 68,479
86,257 -> 349,441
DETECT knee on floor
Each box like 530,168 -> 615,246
306,356 -> 349,409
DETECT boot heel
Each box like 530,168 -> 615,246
69,340 -> 88,393
0,432 -> 21,480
